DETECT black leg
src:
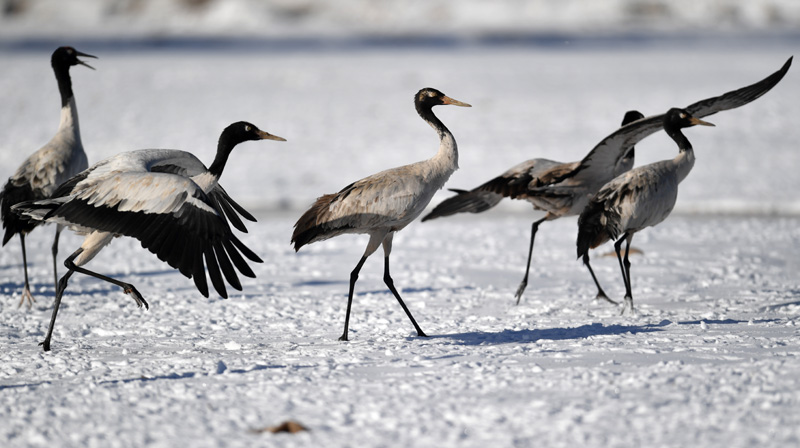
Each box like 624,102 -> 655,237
340,256 -> 367,341
621,234 -> 634,314
582,253 -> 618,305
514,217 -> 546,305
64,253 -> 149,310
40,248 -> 149,352
613,235 -> 630,316
40,268 -> 74,352
18,234 -> 34,308
383,256 -> 427,337
51,225 -> 63,296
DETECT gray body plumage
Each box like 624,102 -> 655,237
0,46 -> 95,307
577,107 -> 716,314
7,98 -> 88,200
584,150 -> 693,247
291,87 -> 470,341
293,135 -> 458,251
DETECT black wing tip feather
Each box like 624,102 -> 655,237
291,193 -> 340,251
424,188 -> 503,222
782,55 -> 793,71
755,55 -> 792,94
291,225 -> 323,251
55,196 -> 260,300
688,55 -> 793,119
422,189 -> 471,222
576,200 -> 613,260
1,182 -> 42,244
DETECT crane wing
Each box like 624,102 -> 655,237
38,171 -> 261,299
149,154 -> 257,233
574,56 -> 792,183
421,158 -> 574,221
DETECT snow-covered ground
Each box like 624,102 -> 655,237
1,40 -> 800,447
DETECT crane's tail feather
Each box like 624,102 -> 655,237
291,193 -> 357,251
1,181 -> 41,245
421,189 -> 503,222
576,200 -> 618,261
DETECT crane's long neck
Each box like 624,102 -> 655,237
418,104 -> 458,172
197,134 -> 237,192
53,63 -> 82,145
667,127 -> 696,184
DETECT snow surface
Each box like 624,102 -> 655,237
2,40 -> 800,447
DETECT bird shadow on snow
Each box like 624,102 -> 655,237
104,268 -> 182,278
290,281 -> 473,298
94,363 -> 288,386
293,279 -> 348,287
0,281 -> 118,299
759,297 -> 800,312
433,321 -> 672,346
0,362 -> 289,391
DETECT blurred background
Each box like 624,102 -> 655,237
0,0 -> 798,214
1,0 -> 799,39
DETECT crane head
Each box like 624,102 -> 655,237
665,108 -> 715,129
222,121 -> 287,145
52,46 -> 97,71
416,88 -> 471,108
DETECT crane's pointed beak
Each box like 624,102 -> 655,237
257,130 -> 287,142
689,117 -> 715,127
441,96 -> 472,107
75,50 -> 98,70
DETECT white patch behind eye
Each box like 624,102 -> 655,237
245,125 -> 251,132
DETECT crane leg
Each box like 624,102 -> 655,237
40,248 -> 150,352
383,256 -> 427,338
64,248 -> 149,309
621,234 -> 634,314
51,225 -> 63,298
614,234 -> 635,315
340,255 -> 367,341
40,268 -> 74,351
18,234 -> 35,309
514,217 -> 546,305
582,253 -> 617,305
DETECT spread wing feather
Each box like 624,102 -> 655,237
15,171 -> 260,299
422,158 -> 577,221
575,56 -> 792,182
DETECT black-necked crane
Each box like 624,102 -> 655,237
577,108 -> 714,314
13,121 -> 285,351
292,88 -> 471,341
0,46 -> 95,308
423,110 -> 643,305
423,56 -> 792,305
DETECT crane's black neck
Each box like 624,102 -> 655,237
208,133 -> 239,178
53,61 -> 74,109
416,102 -> 450,139
666,127 -> 693,153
